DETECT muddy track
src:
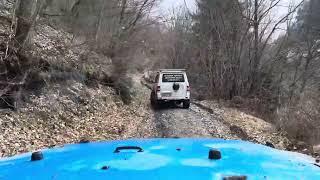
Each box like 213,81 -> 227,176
152,103 -> 237,139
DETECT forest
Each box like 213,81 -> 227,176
0,0 -> 319,150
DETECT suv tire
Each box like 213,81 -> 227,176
183,100 -> 190,109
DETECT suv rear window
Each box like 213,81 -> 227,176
162,74 -> 185,82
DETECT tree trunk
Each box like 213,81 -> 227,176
119,0 -> 127,25
300,51 -> 312,93
250,0 -> 260,93
15,0 -> 43,46
95,0 -> 106,45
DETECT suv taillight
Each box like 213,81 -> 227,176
156,86 -> 161,92
187,86 -> 190,91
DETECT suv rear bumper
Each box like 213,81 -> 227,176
156,92 -> 190,101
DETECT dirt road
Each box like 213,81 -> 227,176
153,103 -> 237,139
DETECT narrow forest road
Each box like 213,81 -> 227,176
153,104 -> 236,139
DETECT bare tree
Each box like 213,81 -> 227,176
15,0 -> 45,46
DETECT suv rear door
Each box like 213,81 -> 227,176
160,72 -> 188,99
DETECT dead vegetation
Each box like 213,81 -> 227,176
194,100 -> 304,153
0,81 -> 153,157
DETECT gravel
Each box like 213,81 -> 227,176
152,102 -> 238,139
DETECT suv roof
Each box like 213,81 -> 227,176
159,69 -> 186,73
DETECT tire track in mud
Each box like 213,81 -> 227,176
152,103 -> 237,139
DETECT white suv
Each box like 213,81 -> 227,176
150,69 -> 190,109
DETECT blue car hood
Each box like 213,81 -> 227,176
0,138 -> 319,179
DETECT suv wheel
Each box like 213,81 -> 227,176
183,100 -> 190,109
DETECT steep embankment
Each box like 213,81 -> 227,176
0,73 -> 161,157
0,16 -> 154,157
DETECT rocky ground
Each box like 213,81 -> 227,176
153,104 -> 235,139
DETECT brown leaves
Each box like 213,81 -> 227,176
0,79 -> 152,157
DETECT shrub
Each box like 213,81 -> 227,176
277,91 -> 320,145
